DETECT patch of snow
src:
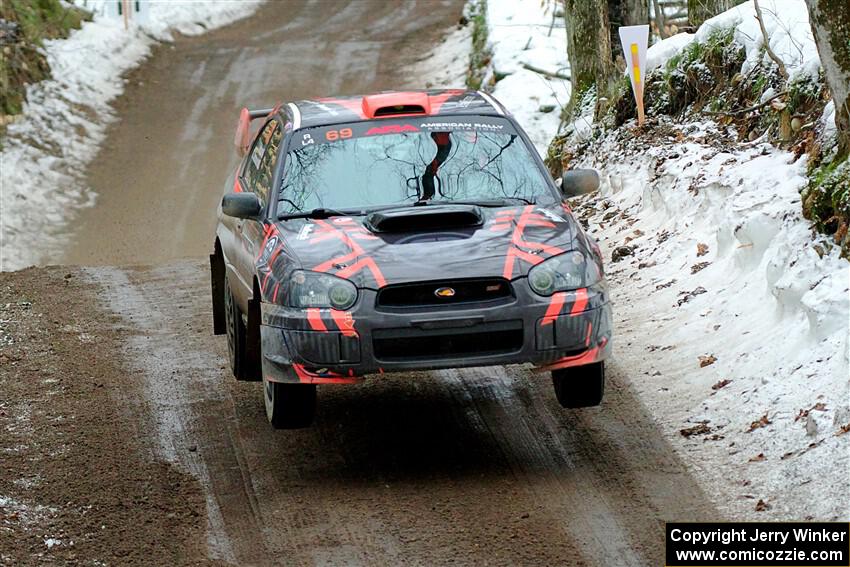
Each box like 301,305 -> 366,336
410,23 -> 471,89
486,0 -> 570,155
651,0 -> 819,83
44,538 -> 62,549
0,495 -> 57,528
0,1 -> 264,271
551,0 -> 847,521
820,101 -> 837,145
646,32 -> 695,73
572,120 -> 849,520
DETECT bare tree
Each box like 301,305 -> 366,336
608,0 -> 649,62
564,0 -> 616,109
688,0 -> 745,28
805,0 -> 850,156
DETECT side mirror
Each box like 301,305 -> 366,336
222,192 -> 262,219
560,169 -> 599,197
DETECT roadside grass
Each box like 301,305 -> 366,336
0,0 -> 88,134
465,0 -> 491,91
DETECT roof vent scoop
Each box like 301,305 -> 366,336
365,205 -> 484,233
362,92 -> 431,118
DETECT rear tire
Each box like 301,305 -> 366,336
224,277 -> 249,380
551,361 -> 605,408
263,374 -> 317,429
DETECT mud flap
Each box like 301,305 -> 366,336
210,253 -> 226,335
244,294 -> 262,381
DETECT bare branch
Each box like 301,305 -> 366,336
521,62 -> 571,81
753,0 -> 789,80
701,90 -> 788,116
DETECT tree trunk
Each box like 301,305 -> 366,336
688,0 -> 745,28
565,0 -> 615,108
608,0 -> 649,61
805,0 -> 850,156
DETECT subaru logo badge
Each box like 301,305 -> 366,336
434,287 -> 456,298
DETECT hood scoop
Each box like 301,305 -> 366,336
365,204 -> 484,233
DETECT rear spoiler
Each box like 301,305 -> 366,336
234,106 -> 276,157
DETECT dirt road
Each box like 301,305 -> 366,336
2,262 -> 717,565
61,0 -> 464,267
2,1 -> 719,565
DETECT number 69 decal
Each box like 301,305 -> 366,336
325,128 -> 353,141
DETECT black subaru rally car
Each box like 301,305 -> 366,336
210,90 -> 612,428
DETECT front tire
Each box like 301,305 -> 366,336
263,374 -> 317,429
551,361 -> 605,408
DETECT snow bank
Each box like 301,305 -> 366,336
559,0 -> 848,520
0,1 -> 263,271
573,121 -> 849,520
646,32 -> 695,73
647,0 -> 819,81
485,0 -> 570,154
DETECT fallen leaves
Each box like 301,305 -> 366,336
746,413 -> 772,432
677,286 -> 707,306
711,379 -> 731,390
755,499 -> 771,512
696,243 -> 709,257
680,422 -> 711,437
698,354 -> 717,368
690,261 -> 710,274
611,246 -> 634,262
794,402 -> 828,422
836,423 -> 850,437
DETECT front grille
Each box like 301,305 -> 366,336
373,321 -> 523,362
376,278 -> 513,309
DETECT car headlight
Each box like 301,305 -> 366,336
288,270 -> 358,310
527,251 -> 601,296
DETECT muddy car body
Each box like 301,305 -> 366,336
210,90 -> 612,428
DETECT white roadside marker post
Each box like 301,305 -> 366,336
618,25 -> 650,127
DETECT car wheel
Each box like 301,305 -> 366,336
551,361 -> 605,408
224,277 -> 248,380
263,374 -> 317,429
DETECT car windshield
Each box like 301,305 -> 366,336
278,117 -> 552,214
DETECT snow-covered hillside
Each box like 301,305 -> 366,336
568,0 -> 848,520
428,0 -> 848,520
0,1 -> 263,271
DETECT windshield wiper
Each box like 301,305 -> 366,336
278,207 -> 363,220
420,197 -> 535,207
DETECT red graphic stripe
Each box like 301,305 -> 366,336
540,292 -> 567,325
311,220 -> 387,287
292,363 -> 360,384
501,206 -> 565,279
570,288 -> 589,315
330,309 -> 358,338
535,337 -> 608,372
307,308 -> 327,332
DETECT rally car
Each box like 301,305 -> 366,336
210,90 -> 612,428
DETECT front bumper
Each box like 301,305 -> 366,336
259,278 -> 612,384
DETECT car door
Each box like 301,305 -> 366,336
234,119 -> 283,303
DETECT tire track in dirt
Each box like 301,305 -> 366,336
85,261 -> 718,566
